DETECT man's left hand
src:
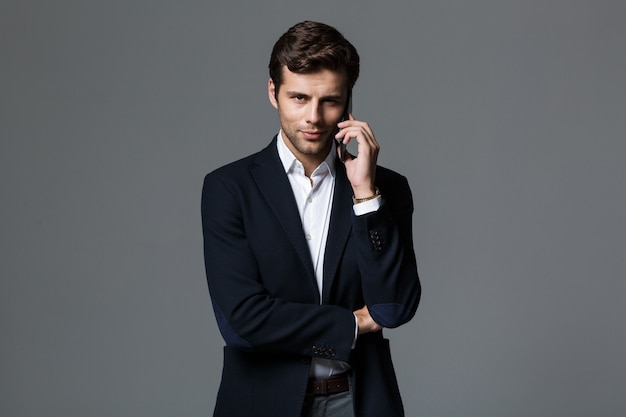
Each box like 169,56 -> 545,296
335,114 -> 380,199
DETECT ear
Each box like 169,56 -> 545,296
268,78 -> 278,109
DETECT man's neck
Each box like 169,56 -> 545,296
278,132 -> 334,178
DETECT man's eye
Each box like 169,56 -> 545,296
294,95 -> 305,101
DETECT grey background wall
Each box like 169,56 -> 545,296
2,1 -> 624,416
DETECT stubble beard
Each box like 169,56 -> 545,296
282,126 -> 334,159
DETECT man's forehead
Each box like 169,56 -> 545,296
280,67 -> 348,91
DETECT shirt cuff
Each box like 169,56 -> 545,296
352,195 -> 382,216
351,313 -> 359,349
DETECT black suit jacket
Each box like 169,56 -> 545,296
201,137 -> 421,417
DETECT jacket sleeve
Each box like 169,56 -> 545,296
201,172 -> 356,362
352,173 -> 421,328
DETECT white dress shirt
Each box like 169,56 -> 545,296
276,131 -> 381,378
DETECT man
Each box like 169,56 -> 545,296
202,21 -> 421,417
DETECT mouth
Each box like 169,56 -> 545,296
301,130 -> 325,140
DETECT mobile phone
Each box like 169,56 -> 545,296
338,91 -> 352,162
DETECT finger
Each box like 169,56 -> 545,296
337,113 -> 357,129
337,120 -> 375,139
338,127 -> 376,150
335,125 -> 368,141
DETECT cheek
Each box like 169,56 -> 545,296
279,105 -> 301,124
325,109 -> 343,124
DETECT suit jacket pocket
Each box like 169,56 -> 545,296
351,334 -> 405,417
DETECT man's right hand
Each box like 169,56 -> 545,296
353,305 -> 382,335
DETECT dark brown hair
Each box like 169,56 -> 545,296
269,21 -> 360,95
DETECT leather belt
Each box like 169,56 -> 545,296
306,374 -> 350,396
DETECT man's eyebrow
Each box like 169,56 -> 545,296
321,94 -> 344,100
285,90 -> 309,97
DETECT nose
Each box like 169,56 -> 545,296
306,101 -> 323,125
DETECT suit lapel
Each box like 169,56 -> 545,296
250,137 -> 319,299
322,161 -> 353,303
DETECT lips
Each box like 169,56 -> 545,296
301,130 -> 325,139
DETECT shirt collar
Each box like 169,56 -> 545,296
276,130 -> 337,179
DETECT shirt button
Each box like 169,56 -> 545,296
305,234 -> 312,241
307,197 -> 313,203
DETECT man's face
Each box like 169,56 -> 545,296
268,67 -> 348,167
